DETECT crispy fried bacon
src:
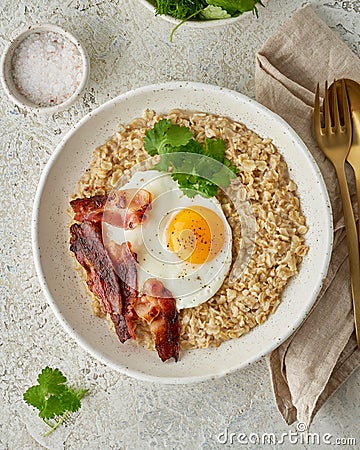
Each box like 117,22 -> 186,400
70,221 -> 131,343
70,221 -> 121,315
70,190 -> 181,362
70,189 -> 152,229
70,195 -> 106,224
135,279 -> 180,362
106,240 -> 138,341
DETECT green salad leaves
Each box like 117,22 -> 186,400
152,1 -> 265,41
23,367 -> 88,437
153,0 -> 264,21
144,118 -> 238,198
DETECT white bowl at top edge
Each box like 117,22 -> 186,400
0,24 -> 89,114
138,0 -> 258,28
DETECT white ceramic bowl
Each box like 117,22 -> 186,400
1,24 -> 89,113
139,0 -> 251,28
32,81 -> 333,383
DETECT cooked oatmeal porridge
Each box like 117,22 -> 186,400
71,109 -> 308,352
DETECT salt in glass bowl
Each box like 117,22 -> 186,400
0,24 -> 89,113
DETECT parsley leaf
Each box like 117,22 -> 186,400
23,367 -> 88,437
144,119 -> 238,198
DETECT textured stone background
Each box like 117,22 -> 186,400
1,1 -> 360,449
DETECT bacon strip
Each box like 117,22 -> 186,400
70,221 -> 121,314
69,221 -> 131,343
135,279 -> 180,362
70,191 -> 181,362
70,195 -> 106,224
106,241 -> 138,341
70,189 -> 152,229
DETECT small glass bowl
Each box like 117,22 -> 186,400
0,24 -> 89,113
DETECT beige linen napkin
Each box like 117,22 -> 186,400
255,5 -> 360,427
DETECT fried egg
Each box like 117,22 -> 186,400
103,170 -> 232,310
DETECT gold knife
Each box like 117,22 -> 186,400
345,79 -> 360,217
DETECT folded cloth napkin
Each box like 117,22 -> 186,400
255,4 -> 360,428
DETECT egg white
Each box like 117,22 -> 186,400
103,170 -> 232,310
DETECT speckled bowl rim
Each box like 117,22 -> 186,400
32,81 -> 333,384
0,24 -> 89,113
139,0 -> 251,27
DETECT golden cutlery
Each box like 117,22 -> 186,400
314,79 -> 360,348
330,79 -> 360,236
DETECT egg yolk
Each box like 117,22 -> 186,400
166,206 -> 225,264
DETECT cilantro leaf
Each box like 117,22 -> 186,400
59,388 -> 81,413
224,157 -> 239,175
172,173 -> 218,198
144,119 -> 193,155
23,367 -> 88,437
23,385 -> 45,410
193,178 -> 219,197
178,138 -> 204,154
143,119 -> 171,156
172,173 -> 193,190
162,140 -> 205,172
39,396 -> 66,420
211,166 -> 237,186
75,389 -> 89,400
143,119 -> 239,198
37,367 -> 67,396
165,123 -> 194,149
205,137 -> 226,162
153,153 -> 173,172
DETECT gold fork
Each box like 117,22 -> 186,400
329,79 -> 360,237
314,79 -> 360,348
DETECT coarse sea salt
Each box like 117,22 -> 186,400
11,31 -> 83,107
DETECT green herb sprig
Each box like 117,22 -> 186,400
205,0 -> 264,17
154,1 -> 264,41
154,0 -> 208,20
23,367 -> 88,437
144,118 -> 238,198
154,0 -> 264,41
154,0 -> 263,20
